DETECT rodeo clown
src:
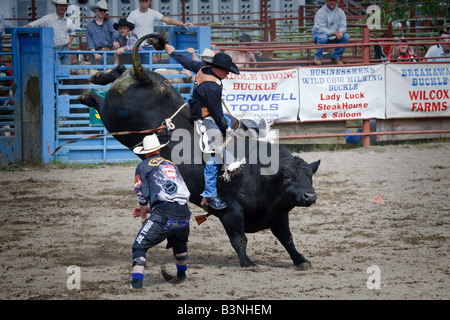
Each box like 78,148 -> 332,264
164,44 -> 243,211
131,134 -> 191,289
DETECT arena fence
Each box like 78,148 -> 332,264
0,26 -> 449,165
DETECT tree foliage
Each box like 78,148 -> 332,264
380,0 -> 449,29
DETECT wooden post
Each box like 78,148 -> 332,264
362,119 -> 371,148
298,5 -> 304,28
31,0 -> 36,21
362,27 -> 370,64
269,18 -> 276,42
362,27 -> 371,147
181,0 -> 186,23
410,6 -> 416,34
261,0 -> 269,42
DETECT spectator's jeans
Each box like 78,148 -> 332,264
139,46 -> 154,65
55,45 -> 71,65
91,49 -> 115,66
312,33 -> 350,59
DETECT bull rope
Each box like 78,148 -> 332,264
163,102 -> 187,130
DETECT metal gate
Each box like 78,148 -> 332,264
53,53 -> 192,164
53,26 -> 209,163
0,27 -> 55,165
54,60 -> 136,164
0,31 -> 16,165
1,26 -> 209,165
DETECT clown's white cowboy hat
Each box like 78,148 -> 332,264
133,135 -> 168,155
52,0 -> 70,5
90,0 -> 109,12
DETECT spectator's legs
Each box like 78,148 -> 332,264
312,33 -> 329,59
55,46 -> 70,65
58,53 -> 71,65
331,33 -> 350,59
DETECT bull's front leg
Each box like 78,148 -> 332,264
218,208 -> 257,267
271,213 -> 312,270
78,91 -> 103,111
90,65 -> 127,85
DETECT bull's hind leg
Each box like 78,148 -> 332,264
271,212 -> 312,270
218,209 -> 257,267
90,65 -> 127,85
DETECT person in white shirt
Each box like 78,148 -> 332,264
24,0 -> 75,64
127,0 -> 192,63
425,31 -> 450,62
0,10 -> 5,37
0,9 -> 5,51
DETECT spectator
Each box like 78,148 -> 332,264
127,0 -> 193,63
224,33 -> 257,68
113,18 -> 138,65
24,0 -> 76,65
312,0 -> 350,65
0,10 -> 5,51
388,38 -> 419,62
425,30 -> 450,62
198,48 -> 216,63
0,9 -> 5,36
86,0 -> 119,65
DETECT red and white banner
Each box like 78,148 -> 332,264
386,64 -> 450,118
222,69 -> 299,122
298,65 -> 386,121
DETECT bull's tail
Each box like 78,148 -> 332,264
132,34 -> 168,80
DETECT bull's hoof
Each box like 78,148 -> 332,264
77,91 -> 91,105
240,259 -> 258,268
89,71 -> 104,84
295,261 -> 312,271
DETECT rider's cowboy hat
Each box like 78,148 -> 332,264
90,0 -> 109,12
205,53 -> 240,75
113,18 -> 135,31
133,135 -> 168,155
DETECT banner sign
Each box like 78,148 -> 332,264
89,89 -> 106,126
222,69 -> 299,122
298,65 -> 386,121
89,108 -> 103,127
386,64 -> 450,118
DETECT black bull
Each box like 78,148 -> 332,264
78,34 -> 320,269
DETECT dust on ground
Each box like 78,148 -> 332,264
0,143 -> 448,300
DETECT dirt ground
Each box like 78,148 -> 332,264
0,142 -> 448,300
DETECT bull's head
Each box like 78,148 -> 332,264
279,157 -> 320,207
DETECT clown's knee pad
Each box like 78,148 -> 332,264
132,250 -> 147,268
